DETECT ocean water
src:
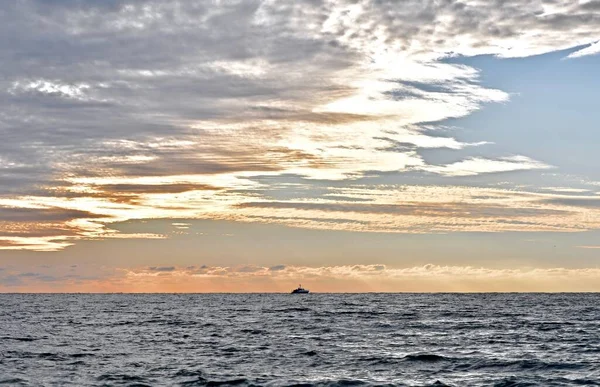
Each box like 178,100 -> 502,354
0,294 -> 599,386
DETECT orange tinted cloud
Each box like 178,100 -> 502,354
4,264 -> 600,293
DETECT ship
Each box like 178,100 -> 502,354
291,284 -> 309,294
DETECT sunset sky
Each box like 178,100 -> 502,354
1,0 -> 600,292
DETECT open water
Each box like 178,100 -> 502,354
0,293 -> 599,386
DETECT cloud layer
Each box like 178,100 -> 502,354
1,0 -> 600,250
3,263 -> 600,292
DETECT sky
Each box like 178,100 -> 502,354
1,0 -> 600,292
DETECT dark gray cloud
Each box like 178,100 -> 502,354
0,275 -> 24,286
236,266 -> 263,273
0,206 -> 104,222
581,1 -> 600,11
18,272 -> 39,277
148,266 -> 176,272
0,263 -> 107,287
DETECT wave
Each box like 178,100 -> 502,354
463,358 -> 586,372
492,377 -> 538,387
402,354 -> 451,362
96,373 -> 150,383
0,337 -> 39,342
178,377 -> 250,386
426,381 -> 453,387
272,307 -> 313,312
286,380 -> 370,387
240,329 -> 266,335
0,378 -> 28,385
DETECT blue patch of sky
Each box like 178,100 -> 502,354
438,45 -> 600,181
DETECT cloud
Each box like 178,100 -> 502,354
9,79 -> 93,101
566,41 -> 600,58
539,187 -> 592,194
6,263 -> 600,292
422,156 -> 553,177
148,266 -> 176,272
0,237 -> 73,252
0,206 -> 104,222
0,263 -> 112,289
97,183 -> 222,194
5,177 -> 600,251
121,264 -> 600,292
543,197 -> 600,208
1,0 -> 599,250
5,261 -> 600,292
225,183 -> 600,233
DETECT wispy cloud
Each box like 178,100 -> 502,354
5,178 -> 600,250
566,41 -> 600,58
421,156 -> 553,177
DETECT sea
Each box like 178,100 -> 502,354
0,293 -> 599,386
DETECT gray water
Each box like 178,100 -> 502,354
1,294 -> 599,386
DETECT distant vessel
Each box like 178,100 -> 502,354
291,284 -> 309,294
